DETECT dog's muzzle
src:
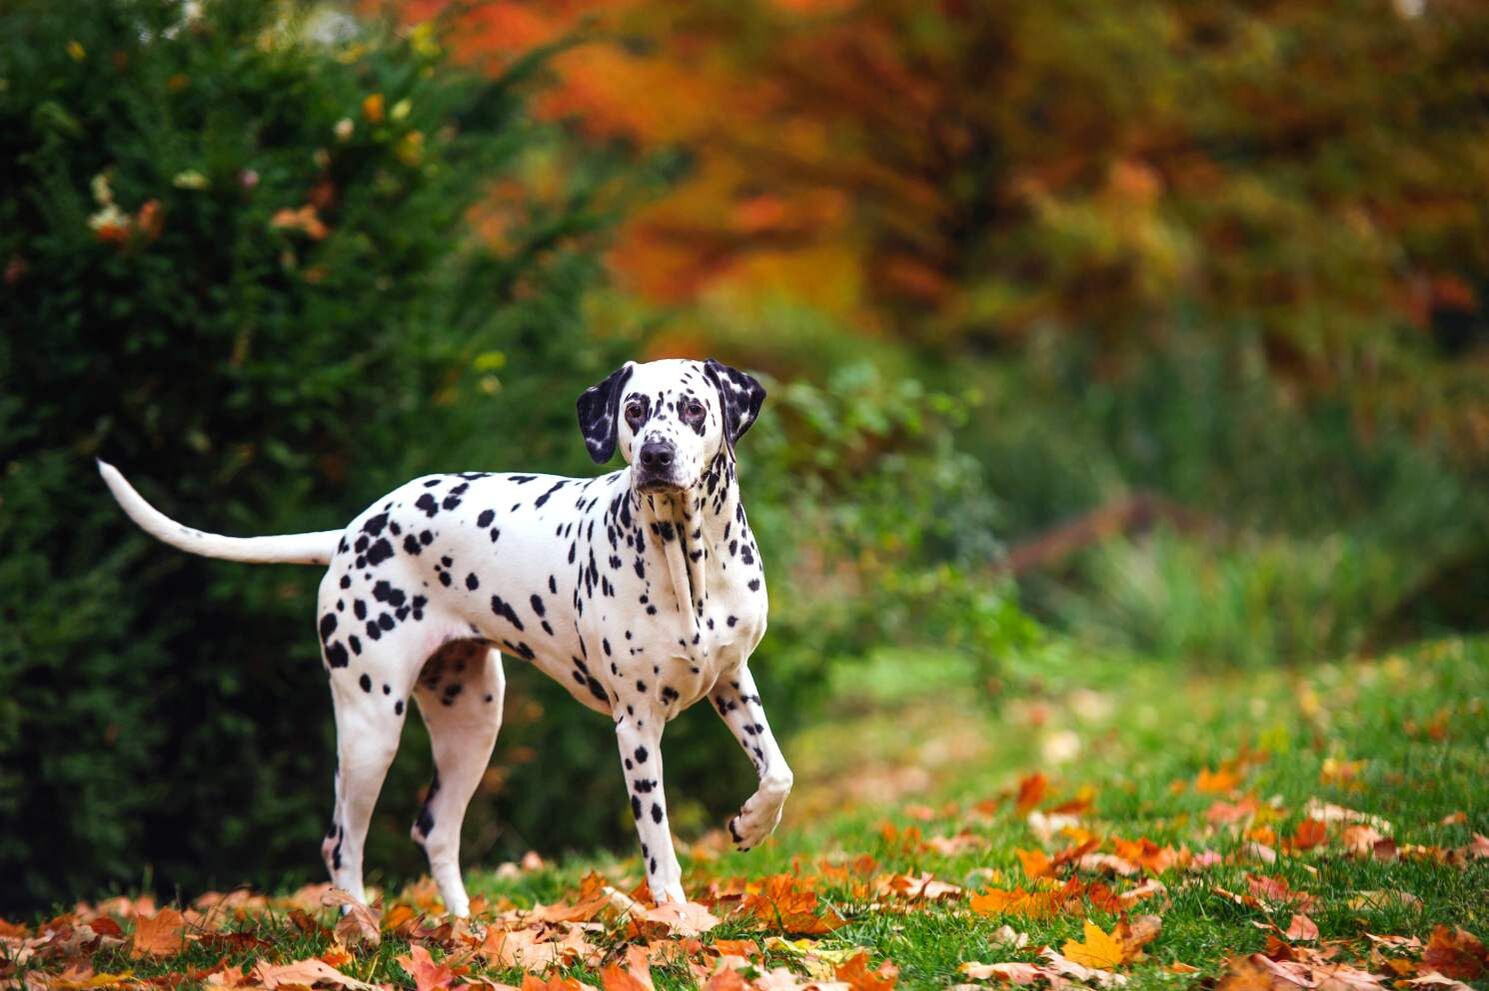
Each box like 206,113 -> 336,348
636,441 -> 682,491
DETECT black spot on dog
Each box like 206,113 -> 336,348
372,581 -> 406,607
415,493 -> 439,517
359,674 -> 372,693
365,538 -> 394,566
634,746 -> 648,764
529,594 -> 545,617
650,803 -> 663,824
490,595 -> 524,630
466,573 -> 480,591
319,613 -> 337,641
477,509 -> 495,527
326,642 -> 349,668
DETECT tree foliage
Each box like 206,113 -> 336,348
409,0 -> 1489,451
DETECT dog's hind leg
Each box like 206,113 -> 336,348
410,639 -> 505,918
322,655 -> 409,906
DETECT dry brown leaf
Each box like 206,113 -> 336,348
399,943 -> 459,991
253,956 -> 379,990
958,961 -> 1046,984
882,871 -> 962,901
1422,927 -> 1488,981
1286,915 -> 1320,943
1405,976 -> 1474,991
322,888 -> 380,948
639,900 -> 720,937
1077,854 -> 1140,878
1117,915 -> 1162,960
203,962 -> 254,988
836,951 -> 898,991
129,908 -> 185,959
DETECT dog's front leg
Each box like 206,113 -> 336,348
711,665 -> 793,851
614,713 -> 687,904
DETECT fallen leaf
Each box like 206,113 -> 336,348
253,957 -> 380,990
1286,915 -> 1319,942
1117,915 -> 1162,960
1119,879 -> 1167,907
989,925 -> 1029,950
836,951 -> 897,991
1196,766 -> 1242,793
958,961 -> 1045,984
1016,848 -> 1053,880
399,944 -> 459,991
1291,820 -> 1328,851
323,889 -> 380,948
1406,975 -> 1474,991
1422,927 -> 1488,981
130,908 -> 185,959
1062,920 -> 1126,971
602,963 -> 652,991
639,900 -> 721,937
1042,947 -> 1127,987
1015,773 -> 1048,815
1303,800 -> 1391,833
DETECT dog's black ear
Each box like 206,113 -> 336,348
576,362 -> 635,464
704,359 -> 766,446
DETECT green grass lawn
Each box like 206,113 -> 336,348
5,638 -> 1487,990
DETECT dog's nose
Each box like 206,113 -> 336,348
639,442 -> 674,470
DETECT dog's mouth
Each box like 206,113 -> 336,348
635,471 -> 686,494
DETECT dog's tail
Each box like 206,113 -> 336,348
98,459 -> 341,565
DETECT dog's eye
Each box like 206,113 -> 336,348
624,402 -> 644,422
685,402 -> 705,420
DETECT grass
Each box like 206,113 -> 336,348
6,637 -> 1488,990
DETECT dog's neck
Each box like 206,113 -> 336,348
629,449 -> 744,644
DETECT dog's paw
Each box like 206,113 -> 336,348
729,793 -> 785,851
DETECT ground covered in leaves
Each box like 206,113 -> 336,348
4,638 -> 1487,991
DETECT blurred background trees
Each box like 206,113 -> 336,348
2,0 -> 1487,911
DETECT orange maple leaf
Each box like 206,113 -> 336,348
836,951 -> 898,991
1016,847 -> 1053,879
601,963 -> 652,991
130,908 -> 184,959
1291,819 -> 1328,851
399,944 -> 458,991
1015,773 -> 1048,814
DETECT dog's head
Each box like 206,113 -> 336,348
576,358 -> 766,493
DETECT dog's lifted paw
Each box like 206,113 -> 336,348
728,798 -> 784,852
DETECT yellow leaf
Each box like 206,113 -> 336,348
1062,920 -> 1126,970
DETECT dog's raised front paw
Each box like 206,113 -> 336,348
729,790 -> 786,851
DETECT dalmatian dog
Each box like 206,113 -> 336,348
98,357 -> 790,915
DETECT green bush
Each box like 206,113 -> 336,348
0,0 -> 629,912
